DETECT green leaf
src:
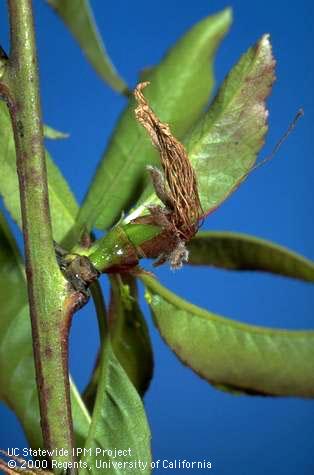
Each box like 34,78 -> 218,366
77,9 -> 232,232
141,273 -> 314,398
188,34 -> 275,214
0,102 -> 78,245
128,34 -> 276,222
44,124 -> 69,140
0,214 -> 90,449
80,334 -> 151,474
109,275 -> 153,396
187,231 -> 314,282
46,0 -> 128,95
0,212 -> 27,321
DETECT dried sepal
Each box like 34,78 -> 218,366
146,165 -> 174,210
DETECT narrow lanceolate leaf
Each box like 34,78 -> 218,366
109,275 -> 153,396
0,212 -> 90,448
187,231 -> 314,282
0,102 -> 78,245
81,336 -> 151,474
130,34 -> 276,222
78,9 -> 232,232
141,274 -> 314,398
46,0 -> 128,94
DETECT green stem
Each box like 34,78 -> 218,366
4,1 -> 78,471
83,223 -> 161,273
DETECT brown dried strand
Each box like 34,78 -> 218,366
134,82 -> 202,240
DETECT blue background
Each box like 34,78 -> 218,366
0,1 -> 313,474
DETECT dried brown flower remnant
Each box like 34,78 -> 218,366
134,82 -> 203,242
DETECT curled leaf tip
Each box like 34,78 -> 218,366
133,82 -> 203,268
